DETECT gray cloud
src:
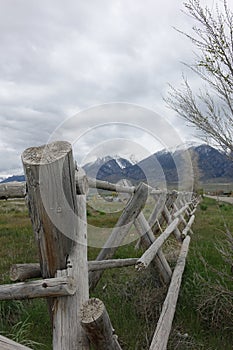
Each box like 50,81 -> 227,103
48,103 -> 188,167
0,0 -> 216,175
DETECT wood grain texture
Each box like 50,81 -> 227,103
22,141 -> 89,349
0,182 -> 26,199
10,264 -> 41,282
81,298 -> 122,350
0,276 -> 75,300
88,177 -> 135,194
136,218 -> 180,271
149,236 -> 191,350
0,335 -> 32,350
134,212 -> 172,284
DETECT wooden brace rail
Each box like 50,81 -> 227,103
0,335 -> 33,350
149,236 -> 191,350
0,276 -> 76,300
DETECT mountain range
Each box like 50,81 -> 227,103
0,175 -> 25,183
82,144 -> 233,189
1,145 -> 233,189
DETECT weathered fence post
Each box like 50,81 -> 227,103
22,141 -> 89,349
81,298 -> 122,350
0,141 -> 198,350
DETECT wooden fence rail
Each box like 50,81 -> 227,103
0,275 -> 76,300
0,335 -> 32,350
136,217 -> 180,271
0,140 -> 199,350
0,181 -> 26,199
149,236 -> 191,350
10,258 -> 139,282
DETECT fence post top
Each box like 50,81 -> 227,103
22,141 -> 72,165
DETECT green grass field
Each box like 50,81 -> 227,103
168,197 -> 233,349
0,197 -> 232,349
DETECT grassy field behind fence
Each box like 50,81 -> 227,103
0,197 -> 232,349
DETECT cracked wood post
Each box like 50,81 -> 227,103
149,235 -> 191,350
81,298 -> 122,350
89,182 -> 149,290
22,141 -> 89,350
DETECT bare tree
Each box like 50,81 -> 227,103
166,0 -> 233,155
166,4 -> 233,325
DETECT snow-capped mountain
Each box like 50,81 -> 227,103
2,145 -> 233,187
83,145 -> 233,188
115,157 -> 131,170
83,156 -> 134,182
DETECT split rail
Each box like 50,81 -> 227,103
0,141 -> 199,350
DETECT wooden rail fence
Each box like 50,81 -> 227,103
0,141 -> 199,350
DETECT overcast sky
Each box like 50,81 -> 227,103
0,0 -> 220,176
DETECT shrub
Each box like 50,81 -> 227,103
200,203 -> 207,211
197,276 -> 233,333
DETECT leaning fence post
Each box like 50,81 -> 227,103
89,182 -> 149,290
22,141 -> 89,349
